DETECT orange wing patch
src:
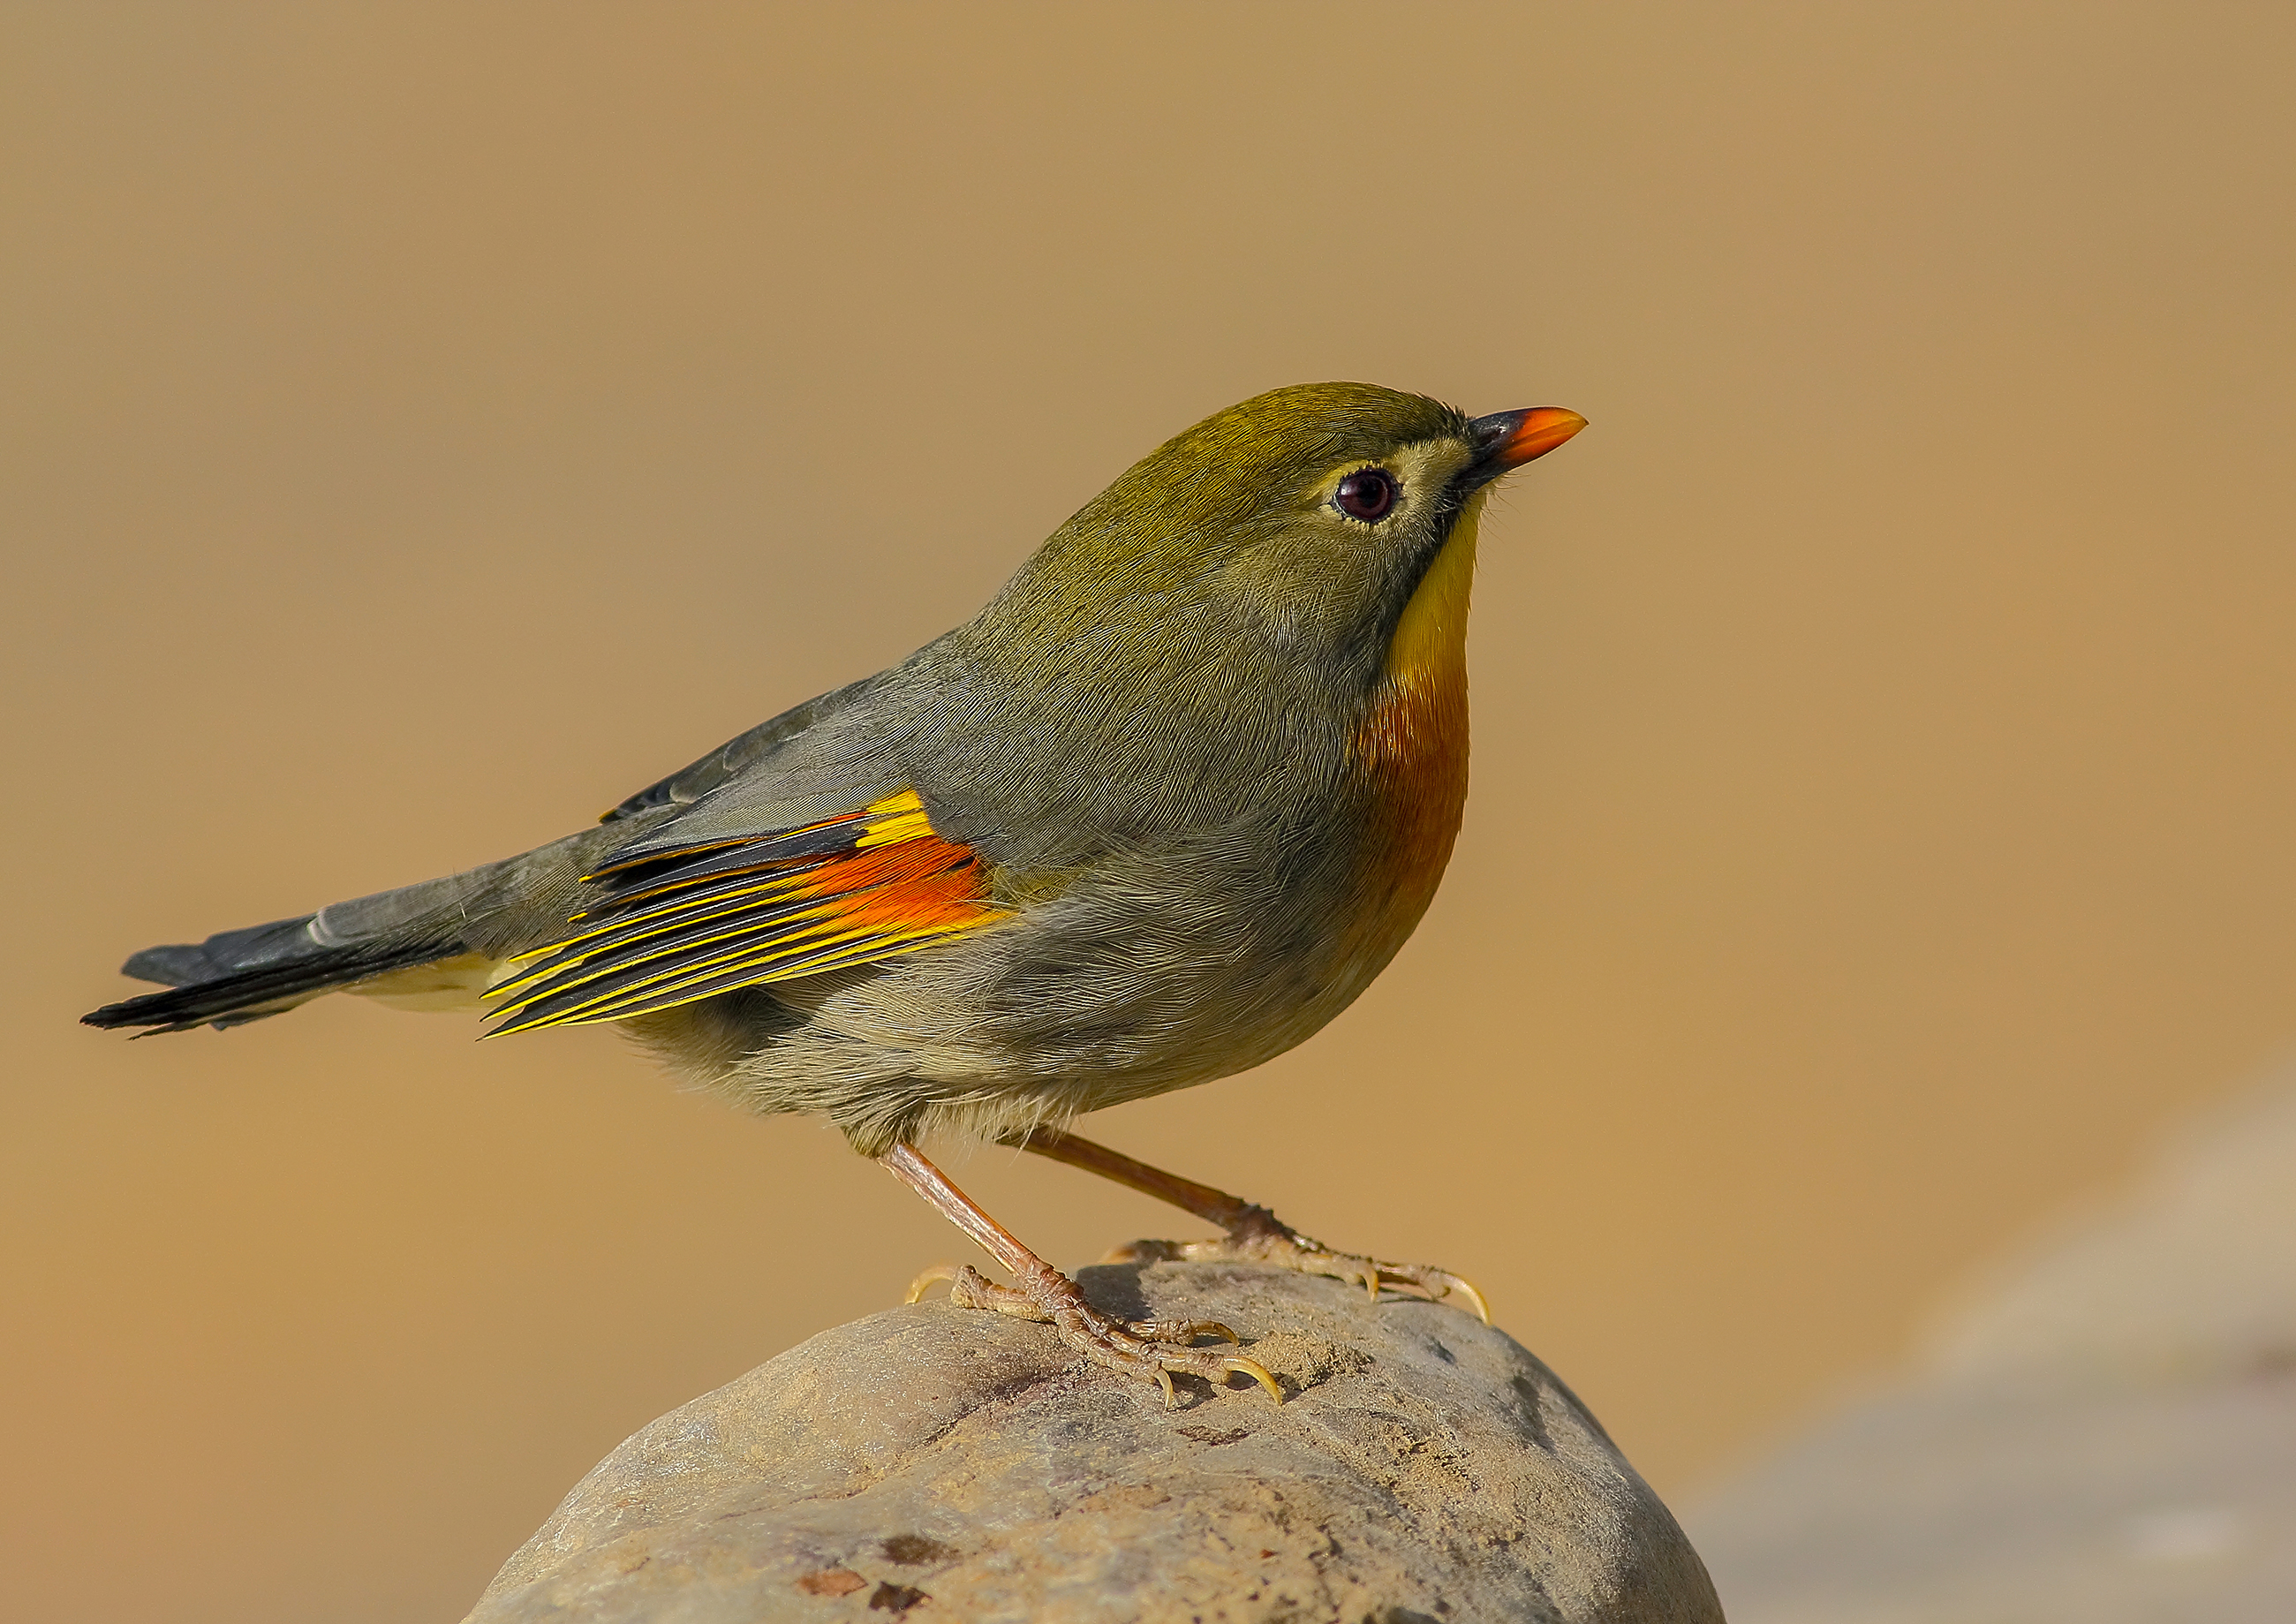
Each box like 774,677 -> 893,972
484,790 -> 1005,1034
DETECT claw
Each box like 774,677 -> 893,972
1222,1356 -> 1283,1402
1446,1273 -> 1493,1326
1368,1265 -> 1490,1322
904,1264 -> 963,1304
1154,1367 -> 1178,1409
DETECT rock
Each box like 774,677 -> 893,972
1685,1070 -> 2296,1622
465,1261 -> 1722,1624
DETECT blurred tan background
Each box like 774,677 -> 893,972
5,4 -> 2293,1620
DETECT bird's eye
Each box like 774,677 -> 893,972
1334,468 -> 1399,523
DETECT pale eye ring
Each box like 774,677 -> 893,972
1334,468 -> 1399,523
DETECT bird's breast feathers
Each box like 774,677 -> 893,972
1352,489 -> 1482,908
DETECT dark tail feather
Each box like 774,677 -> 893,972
82,914 -> 457,1035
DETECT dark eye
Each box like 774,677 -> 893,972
1334,468 -> 1399,523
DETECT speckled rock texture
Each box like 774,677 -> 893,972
465,1261 -> 1721,1624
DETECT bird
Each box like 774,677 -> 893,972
85,381 -> 1586,1406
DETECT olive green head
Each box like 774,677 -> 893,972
975,381 -> 1584,687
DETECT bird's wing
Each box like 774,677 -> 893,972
484,782 -> 1007,1035
597,676 -> 883,824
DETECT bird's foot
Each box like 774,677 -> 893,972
905,1261 -> 1283,1409
1105,1206 -> 1490,1323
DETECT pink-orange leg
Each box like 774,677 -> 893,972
1021,1128 -> 1490,1323
880,1143 -> 1280,1408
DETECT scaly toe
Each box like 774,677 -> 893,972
1135,1227 -> 1494,1324
916,1257 -> 1282,1407
1142,1342 -> 1282,1404
1129,1317 -> 1241,1345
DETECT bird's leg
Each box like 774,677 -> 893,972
1021,1128 -> 1489,1323
880,1142 -> 1280,1408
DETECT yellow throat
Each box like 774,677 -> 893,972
1386,486 -> 1484,688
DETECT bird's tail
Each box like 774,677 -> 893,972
80,916 -> 468,1034
81,827 -> 621,1036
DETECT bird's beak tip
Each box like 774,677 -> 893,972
1473,406 -> 1588,474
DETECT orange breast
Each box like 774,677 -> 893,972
1357,660 -> 1471,898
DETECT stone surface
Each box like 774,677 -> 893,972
466,1262 -> 1722,1624
1686,1069 -> 2296,1622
